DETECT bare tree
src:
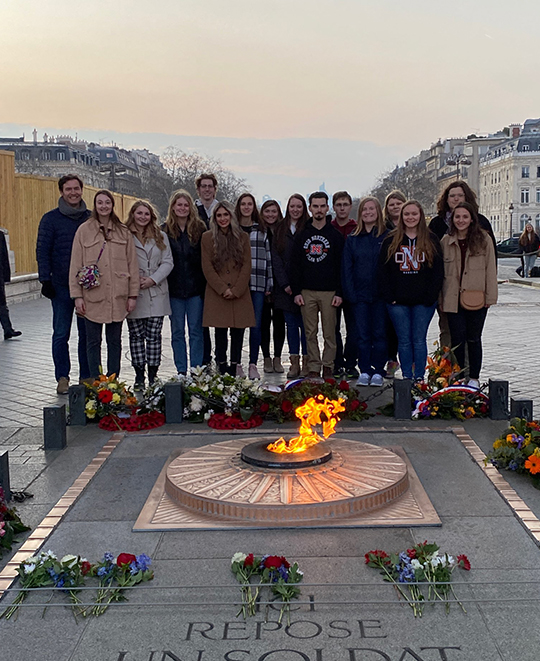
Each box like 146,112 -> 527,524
161,146 -> 250,203
371,163 -> 439,216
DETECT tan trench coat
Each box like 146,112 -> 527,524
69,217 -> 140,324
440,232 -> 498,313
201,230 -> 255,328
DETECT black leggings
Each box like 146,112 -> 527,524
260,301 -> 285,358
85,319 -> 123,379
446,306 -> 488,380
214,327 -> 245,366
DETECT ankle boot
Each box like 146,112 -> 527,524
273,356 -> 284,373
300,355 -> 310,377
287,355 -> 300,378
263,357 -> 274,373
218,362 -> 229,375
148,365 -> 159,384
133,365 -> 145,391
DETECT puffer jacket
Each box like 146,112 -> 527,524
165,228 -> 206,299
342,228 -> 388,303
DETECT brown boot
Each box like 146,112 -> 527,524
287,355 -> 300,378
322,366 -> 333,380
300,355 -> 310,377
273,356 -> 284,373
263,357 -> 274,373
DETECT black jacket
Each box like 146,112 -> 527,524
290,220 -> 344,297
378,233 -> 444,306
0,232 -> 10,287
165,228 -> 206,299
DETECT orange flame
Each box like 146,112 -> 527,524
267,396 -> 346,454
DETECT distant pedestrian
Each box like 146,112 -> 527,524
382,190 -> 407,377
69,190 -> 139,380
342,197 -> 388,387
331,190 -> 358,378
201,201 -> 255,376
272,194 -> 310,378
36,174 -> 91,394
291,191 -> 344,380
379,201 -> 443,381
518,222 -> 540,278
440,202 -> 498,388
164,190 -> 207,376
0,230 -> 21,340
236,193 -> 273,379
126,201 -> 173,390
259,200 -> 286,374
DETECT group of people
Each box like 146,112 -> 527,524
33,172 -> 498,395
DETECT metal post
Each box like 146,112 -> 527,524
68,384 -> 87,426
164,382 -> 183,424
488,379 -> 509,420
394,379 -> 412,420
0,451 -> 10,501
510,398 -> 533,422
43,405 -> 67,450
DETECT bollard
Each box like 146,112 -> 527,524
488,379 -> 509,420
164,382 -> 183,424
510,398 -> 533,422
0,451 -> 10,501
394,379 -> 412,420
43,404 -> 67,450
68,384 -> 87,426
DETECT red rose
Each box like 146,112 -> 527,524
360,402 -> 367,411
98,389 -> 113,403
365,550 -> 390,564
259,402 -> 269,413
281,400 -> 293,413
280,556 -> 290,569
81,561 -> 92,575
339,380 -> 350,391
244,553 -> 254,568
324,378 -> 336,385
116,553 -> 137,567
457,554 -> 471,571
349,399 -> 360,411
407,548 -> 417,559
263,555 -> 284,569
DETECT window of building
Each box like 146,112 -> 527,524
522,166 -> 530,178
536,214 -> 540,231
537,166 -> 540,178
57,152 -> 66,161
521,188 -> 530,204
43,150 -> 51,161
537,188 -> 540,204
520,213 -> 530,230
523,145 -> 530,151
20,150 -> 30,160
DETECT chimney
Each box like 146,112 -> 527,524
509,123 -> 521,138
32,128 -> 38,144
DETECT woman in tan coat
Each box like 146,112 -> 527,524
201,201 -> 255,375
440,202 -> 497,389
70,190 -> 139,379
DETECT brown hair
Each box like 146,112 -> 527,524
448,202 -> 488,255
437,181 -> 479,216
260,199 -> 283,233
209,201 -> 245,272
91,190 -> 122,227
519,221 -> 537,246
165,189 -> 206,244
386,200 -> 437,267
274,194 -> 309,254
58,174 -> 83,192
195,173 -> 218,189
352,196 -> 385,237
332,190 -> 352,205
235,192 -> 262,230
126,200 -> 165,250
383,190 -> 407,224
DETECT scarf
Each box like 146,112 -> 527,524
58,197 -> 88,220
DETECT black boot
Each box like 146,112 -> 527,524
218,362 -> 229,375
148,365 -> 159,384
133,365 -> 145,392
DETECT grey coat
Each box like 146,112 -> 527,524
128,232 -> 174,319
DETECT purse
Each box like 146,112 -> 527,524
76,240 -> 106,290
460,289 -> 485,310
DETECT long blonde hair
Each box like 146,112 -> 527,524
165,189 -> 206,244
352,196 -> 385,236
209,201 -> 245,271
386,200 -> 437,267
126,200 -> 165,250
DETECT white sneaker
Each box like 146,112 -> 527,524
236,364 -> 246,378
248,363 -> 260,380
356,373 -> 370,387
467,379 -> 480,389
370,373 -> 384,387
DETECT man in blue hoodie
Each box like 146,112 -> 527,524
36,175 -> 91,394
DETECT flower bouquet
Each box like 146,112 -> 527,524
365,541 -> 471,617
485,418 -> 540,488
412,386 -> 489,420
91,552 -> 153,616
0,486 -> 30,558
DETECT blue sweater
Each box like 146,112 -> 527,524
342,228 -> 388,304
36,207 -> 91,287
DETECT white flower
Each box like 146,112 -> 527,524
23,563 -> 36,574
231,552 -> 247,565
42,550 -> 57,560
204,412 -> 211,421
191,397 -> 204,412
446,555 -> 456,567
411,559 -> 422,570
61,554 -> 79,568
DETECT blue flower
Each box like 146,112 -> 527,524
516,436 -> 525,450
508,460 -> 518,471
129,562 -> 138,575
103,552 -> 114,563
97,566 -> 108,577
490,459 -> 499,468
278,565 -> 289,582
136,554 -> 152,572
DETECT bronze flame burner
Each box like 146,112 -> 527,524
240,440 -> 332,469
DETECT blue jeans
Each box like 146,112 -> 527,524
170,296 -> 204,373
283,310 -> 307,355
524,253 -> 537,277
353,300 -> 387,376
51,284 -> 90,381
249,291 -> 265,364
386,302 -> 437,379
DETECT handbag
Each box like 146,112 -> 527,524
460,289 -> 485,310
76,240 -> 106,290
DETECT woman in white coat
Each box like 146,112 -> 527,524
126,201 -> 173,390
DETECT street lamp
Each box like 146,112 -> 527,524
508,203 -> 514,238
446,155 -> 472,180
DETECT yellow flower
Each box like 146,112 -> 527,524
112,393 -> 121,404
85,400 -> 96,410
524,433 -> 532,446
86,409 -> 96,419
493,439 -> 504,449
534,447 -> 540,458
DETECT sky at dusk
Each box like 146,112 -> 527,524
1,0 -> 538,201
